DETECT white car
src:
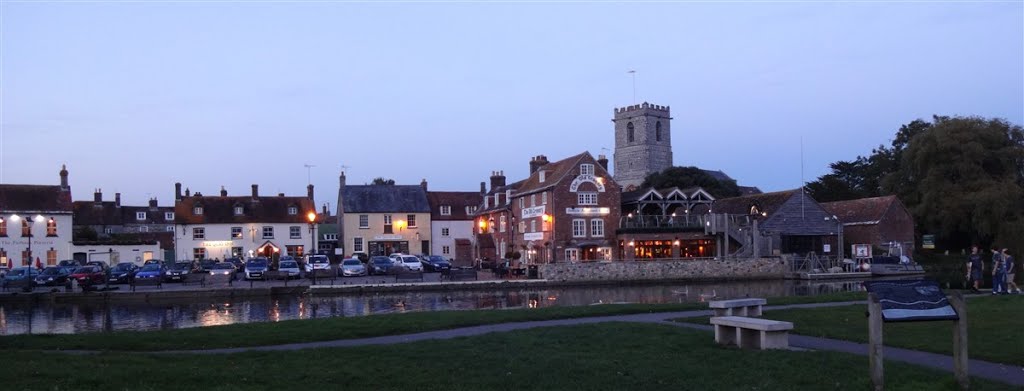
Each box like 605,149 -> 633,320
278,260 -> 302,279
399,255 -> 423,272
304,255 -> 331,273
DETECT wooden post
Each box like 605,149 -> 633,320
868,293 -> 884,391
950,291 -> 969,390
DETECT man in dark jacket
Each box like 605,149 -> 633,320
967,246 -> 984,292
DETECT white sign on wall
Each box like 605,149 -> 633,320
569,175 -> 606,193
522,205 -> 546,219
202,241 -> 233,248
523,232 -> 544,241
373,235 -> 403,240
565,207 -> 610,216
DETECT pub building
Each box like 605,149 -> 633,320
616,187 -> 718,260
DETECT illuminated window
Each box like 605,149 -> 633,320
0,218 -> 6,237
231,227 -> 243,239
262,226 -> 274,239
22,220 -> 31,237
290,226 -> 301,239
46,218 -> 57,236
193,227 -> 205,240
286,245 -> 305,257
46,249 -> 57,265
193,248 -> 205,259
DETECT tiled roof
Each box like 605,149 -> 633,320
427,191 -> 482,220
73,202 -> 174,226
821,195 -> 901,225
0,185 -> 72,212
342,185 -> 430,213
477,179 -> 526,213
175,195 -> 316,224
713,189 -> 800,216
515,152 -> 611,196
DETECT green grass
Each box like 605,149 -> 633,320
676,294 -> 1024,366
0,323 -> 1015,390
0,291 -> 866,352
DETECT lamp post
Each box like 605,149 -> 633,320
307,211 -> 317,258
11,214 -> 44,268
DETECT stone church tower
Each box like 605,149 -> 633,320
612,102 -> 673,190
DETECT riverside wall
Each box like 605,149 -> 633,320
538,258 -> 786,282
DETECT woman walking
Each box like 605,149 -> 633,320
1003,248 -> 1020,294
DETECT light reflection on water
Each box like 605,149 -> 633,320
0,279 -> 867,335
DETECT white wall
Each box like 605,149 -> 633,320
71,243 -> 163,266
430,220 -> 473,258
0,214 -> 73,267
175,222 -> 317,260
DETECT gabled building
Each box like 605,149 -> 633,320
474,152 -> 621,263
711,189 -> 843,258
0,166 -> 74,268
427,189 -> 481,265
472,171 -> 523,263
617,186 -> 717,259
72,190 -> 175,262
821,195 -> 915,255
336,173 -> 431,257
174,183 -> 317,261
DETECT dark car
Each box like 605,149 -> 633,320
34,266 -> 72,287
86,261 -> 109,272
351,252 -> 369,264
58,260 -> 82,269
225,257 -> 245,272
198,259 -> 218,273
143,259 -> 163,266
420,255 -> 452,273
69,266 -> 106,286
108,262 -> 139,284
164,262 -> 192,282
368,256 -> 394,276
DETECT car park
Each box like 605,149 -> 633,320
5,267 -> 41,285
244,258 -> 270,280
70,266 -> 106,285
86,261 -> 109,272
143,259 -> 163,266
304,255 -> 331,273
225,257 -> 245,272
350,252 -> 369,264
420,255 -> 451,272
108,262 -> 139,284
34,266 -> 72,287
208,262 -> 237,281
368,256 -> 394,275
135,264 -> 164,282
278,259 -> 301,279
164,262 -> 192,282
198,259 -> 218,273
340,258 -> 367,277
399,256 -> 423,272
58,260 -> 81,269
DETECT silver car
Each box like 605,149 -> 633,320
278,260 -> 302,279
208,262 -> 236,280
340,259 -> 367,277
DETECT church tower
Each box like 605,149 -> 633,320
612,102 -> 673,191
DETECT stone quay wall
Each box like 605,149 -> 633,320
538,258 -> 786,282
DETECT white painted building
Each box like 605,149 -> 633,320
426,190 -> 481,266
173,184 -> 318,261
0,166 -> 75,268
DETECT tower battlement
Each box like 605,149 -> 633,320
614,102 -> 670,117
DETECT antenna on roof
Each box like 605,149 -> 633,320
800,135 -> 805,219
628,70 -> 637,104
340,164 -> 350,174
304,164 -> 316,185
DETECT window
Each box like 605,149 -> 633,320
539,171 -> 546,182
441,227 -> 450,237
542,192 -> 548,205
231,227 -> 243,239
353,237 -> 364,252
288,206 -> 298,215
286,245 -> 305,257
290,226 -> 301,239
519,221 -> 526,233
0,218 -> 6,237
500,241 -> 506,258
47,249 -> 57,266
194,206 -> 204,215
165,212 -> 175,220
359,215 -> 369,228
384,215 -> 393,234
505,190 -> 512,205
104,227 -> 113,234
407,214 -> 417,228
572,219 -> 586,237
530,220 -> 536,233
565,248 -> 579,262
234,206 -> 244,216
580,164 -> 594,176
21,250 -> 30,265
262,226 -> 274,239
22,220 -> 31,237
384,215 -> 392,224
193,227 -> 205,240
591,219 -> 605,237
232,247 -> 243,257
656,121 -> 662,141
46,218 -> 57,236
193,248 -> 206,259
324,234 -> 338,241
531,194 -> 536,207
165,226 -> 174,232
627,122 -> 634,142
578,192 -> 598,205
136,212 -> 147,220
139,226 -> 149,233
499,215 -> 506,233
440,205 -> 451,216
519,198 -> 524,209
442,245 -> 450,255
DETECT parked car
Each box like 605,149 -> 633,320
350,252 -> 369,264
58,260 -> 82,269
164,262 -> 192,282
69,266 -> 106,285
33,266 -> 71,287
198,259 -> 219,273
225,257 -> 245,272
340,258 -> 367,277
304,255 -> 331,273
277,256 -> 296,270
368,256 -> 394,275
208,262 -> 237,281
398,256 -> 423,272
244,258 -> 270,280
86,261 -> 109,272
108,262 -> 139,284
420,255 -> 452,273
135,264 -> 164,282
278,259 -> 301,279
143,259 -> 163,266
5,267 -> 41,285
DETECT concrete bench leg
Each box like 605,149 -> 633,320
714,324 -> 738,346
739,328 -> 761,349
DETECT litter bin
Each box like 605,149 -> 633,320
527,265 -> 539,279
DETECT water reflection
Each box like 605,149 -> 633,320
0,279 -> 868,335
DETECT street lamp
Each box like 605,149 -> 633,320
10,214 -> 44,267
307,211 -> 317,258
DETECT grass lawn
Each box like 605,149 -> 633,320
676,294 -> 1024,366
0,291 -> 865,352
0,323 -> 1015,390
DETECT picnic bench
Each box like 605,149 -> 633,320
710,316 -> 793,350
708,298 -> 767,317
395,271 -> 424,283
131,277 -> 162,292
446,268 -> 478,282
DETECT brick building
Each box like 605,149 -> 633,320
426,188 -> 480,266
821,195 -> 915,255
72,190 -> 175,262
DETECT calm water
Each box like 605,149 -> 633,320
0,279 -> 869,335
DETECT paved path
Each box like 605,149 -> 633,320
60,300 -> 1024,386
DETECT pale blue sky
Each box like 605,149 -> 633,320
2,1 -> 1022,210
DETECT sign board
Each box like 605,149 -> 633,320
522,205 -> 546,219
565,207 -> 610,216
852,244 -> 872,258
523,232 -> 544,241
922,235 -> 935,249
569,175 -> 606,192
202,241 -> 233,248
823,244 -> 831,253
863,280 -> 958,322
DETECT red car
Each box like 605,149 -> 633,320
69,266 -> 106,285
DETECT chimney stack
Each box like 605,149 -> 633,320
220,186 -> 227,197
480,181 -> 486,195
185,188 -> 191,197
59,165 -> 69,189
597,154 -> 609,171
175,183 -> 182,201
307,184 -> 315,200
420,179 -> 428,191
115,193 -> 121,207
529,155 -> 549,174
251,184 -> 259,200
94,189 -> 102,203
322,204 -> 328,215
149,198 -> 158,209
489,171 -> 506,192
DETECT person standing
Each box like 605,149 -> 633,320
1003,248 -> 1020,294
991,246 -> 1006,295
967,246 -> 984,292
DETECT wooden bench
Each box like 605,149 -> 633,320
446,268 -> 478,282
710,316 -> 793,350
131,277 -> 162,292
708,298 -> 767,317
395,271 -> 424,283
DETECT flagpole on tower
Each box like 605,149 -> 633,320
628,70 -> 637,104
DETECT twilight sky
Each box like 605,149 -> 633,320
2,1 -> 1022,211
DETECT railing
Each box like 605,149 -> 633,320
619,214 -> 708,229
788,254 -> 844,273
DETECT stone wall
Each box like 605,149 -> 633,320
538,258 -> 786,282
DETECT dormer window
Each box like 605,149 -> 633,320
194,206 -> 204,215
288,206 -> 298,215
539,171 -> 546,183
440,205 -> 451,216
580,164 -> 594,176
165,212 -> 175,220
234,206 -> 244,216
136,212 -> 147,220
505,190 -> 511,205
